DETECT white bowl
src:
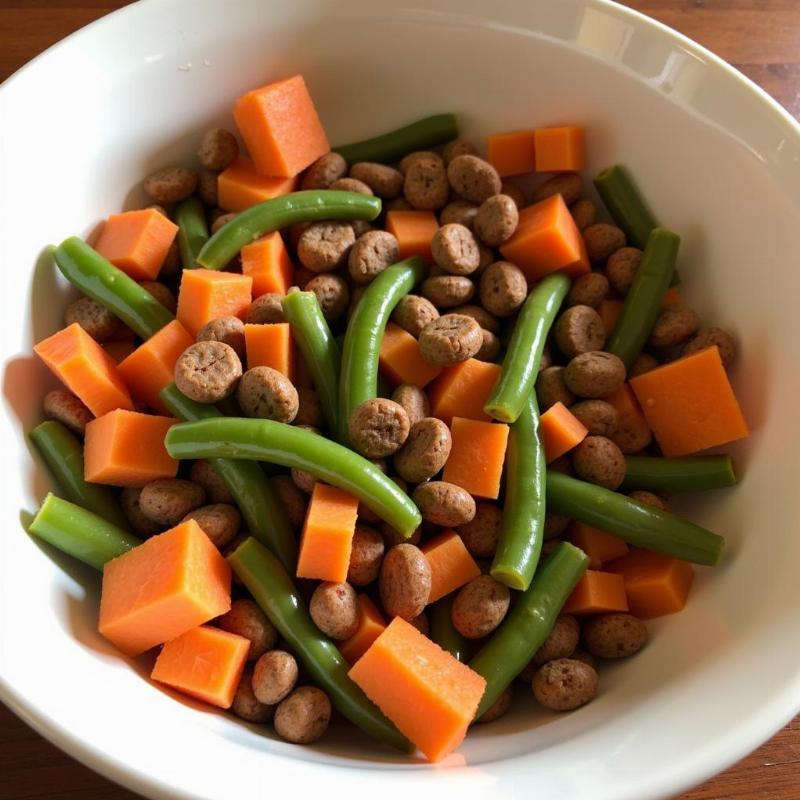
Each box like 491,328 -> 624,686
2,0 -> 799,797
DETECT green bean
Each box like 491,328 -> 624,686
29,493 -> 141,571
174,196 -> 209,267
471,542 -> 589,716
164,417 -> 421,539
484,273 -> 570,423
53,237 -> 174,339
159,384 -> 296,570
228,537 -> 410,752
546,470 -> 724,565
30,421 -> 128,529
338,257 -> 426,443
281,291 -> 340,433
605,228 -> 680,368
334,114 -> 459,165
429,596 -> 470,662
197,190 -> 382,270
490,393 -> 546,591
623,455 -> 738,494
594,165 -> 658,250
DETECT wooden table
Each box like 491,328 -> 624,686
1,1 -> 799,798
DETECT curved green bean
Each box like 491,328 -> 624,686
429,596 -> 470,662
338,257 -> 427,443
164,418 -> 421,539
490,393 -> 546,591
594,165 -> 658,250
197,191 -> 382,270
334,114 -> 459,165
228,537 -> 411,752
546,470 -> 724,565
29,493 -> 141,571
471,542 -> 589,717
174,196 -> 209,267
281,291 -> 340,433
623,455 -> 738,494
605,228 -> 680,368
484,272 -> 570,423
53,237 -> 174,339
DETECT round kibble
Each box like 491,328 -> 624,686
301,152 -> 347,190
143,166 -> 197,204
440,200 -> 478,229
572,435 -> 626,490
297,221 -> 355,272
271,474 -> 308,529
274,686 -> 331,744
442,138 -> 478,164
628,352 -> 659,378
43,389 -> 93,436
379,543 -> 432,620
476,686 -> 513,724
606,247 -> 642,295
218,598 -> 278,661
477,243 -> 494,273
309,582 -> 360,640
391,295 -> 439,338
408,612 -> 430,636
174,341 -> 242,403
554,305 -> 606,358
197,170 -> 218,206
305,274 -> 349,323
348,230 -> 400,285
532,658 -> 598,711
583,613 -> 648,659
457,503 -> 502,558
451,575 -> 510,638
611,414 -> 653,455
291,467 -> 317,494
181,503 -> 241,550
386,197 -> 413,212
393,417 -> 452,483
476,329 -> 501,362
197,316 -> 246,359
564,351 -> 626,398
65,296 -> 123,342
567,272 -> 609,309
474,194 -> 519,246
649,307 -> 701,348
399,150 -> 438,174
198,128 -> 238,171
412,481 -> 476,527
330,176 -> 373,195
348,398 -> 411,458
628,490 -> 669,511
431,223 -> 481,276
682,327 -> 736,366
544,510 -> 570,539
419,314 -> 483,366
350,220 -> 373,238
570,199 -> 596,231
403,153 -> 449,210
533,615 -> 579,665
391,384 -> 430,426
348,525 -> 385,586
245,293 -> 284,324
500,181 -> 526,210
536,366 -> 576,410
569,399 -> 619,437
583,224 -> 626,263
252,650 -> 298,706
139,280 -> 177,313
451,303 -> 500,334
350,162 -> 404,199
237,366 -> 299,423
120,487 -> 163,537
294,387 -> 323,428
447,155 -> 502,204
190,459 -> 234,504
420,275 -> 475,308
211,212 -> 237,236
479,261 -> 527,318
531,173 -> 583,206
231,667 -> 274,723
139,479 -> 206,526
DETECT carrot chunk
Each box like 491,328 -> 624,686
562,570 -> 629,615
534,126 -> 585,172
385,211 -> 438,264
339,595 -> 387,666
241,232 -> 293,297
486,130 -> 536,177
378,323 -> 442,388
539,401 -> 588,463
176,269 -> 252,337
604,383 -> 652,451
421,529 -> 481,603
99,520 -> 231,656
218,156 -> 297,212
566,521 -> 629,569
442,417 -> 509,500
599,299 -> 624,336
244,322 -> 294,379
428,358 -> 501,426
661,287 -> 683,308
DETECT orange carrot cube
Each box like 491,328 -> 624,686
443,417 -> 509,500
428,359 -> 501,426
385,211 -> 438,264
218,156 -> 297,212
566,521 -> 629,569
378,323 -> 442,388
599,299 -> 624,336
604,382 -> 653,453
421,530 -> 481,603
539,401 -> 588,463
244,322 -> 294,379
176,269 -> 252,337
339,595 -> 387,666
534,126 -> 585,172
241,232 -> 293,297
486,130 -> 536,177
562,570 -> 629,615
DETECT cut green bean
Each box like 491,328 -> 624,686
334,114 -> 458,165
197,190 -> 382,270
490,393 -> 546,591
429,596 -> 470,663
484,273 -> 570,423
174,196 -> 209,267
546,470 -> 724,565
594,165 -> 658,250
159,384 -> 296,570
53,237 -> 174,339
281,291 -> 340,433
623,455 -> 738,494
164,417 -> 421,539
605,228 -> 680,368
338,257 -> 426,443
30,421 -> 128,529
29,493 -> 141,570
471,542 -> 589,716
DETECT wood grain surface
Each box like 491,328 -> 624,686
1,1 -> 799,798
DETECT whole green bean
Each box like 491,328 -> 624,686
30,421 -> 128,529
164,417 -> 421,538
53,237 -> 174,339
594,165 -> 658,250
546,470 -> 724,565
334,114 -> 458,165
29,493 -> 141,571
281,291 -> 340,433
471,542 -> 589,716
484,272 -> 570,423
623,455 -> 738,494
429,596 -> 470,662
605,228 -> 680,368
197,191 -> 381,270
174,196 -> 209,267
159,384 -> 296,570
490,393 -> 546,591
338,257 -> 426,442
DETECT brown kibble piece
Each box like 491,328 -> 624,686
218,598 -> 277,661
450,304 -> 500,334
379,543 -> 432,620
649,307 -> 701,348
457,503 -> 502,558
572,435 -> 626,490
348,230 -> 399,285
479,261 -> 527,318
305,274 -> 350,324
476,685 -> 513,724
531,173 -> 583,206
447,155 -> 502,204
611,415 -> 653,455
533,615 -> 580,665
245,293 -> 284,324
500,181 -> 526,210
271,474 -> 308,528
681,327 -> 736,367
231,667 -> 274,722
298,221 -> 355,273
309,581 -> 360,640
628,352 -> 659,378
120,487 -> 163,537
606,247 -> 642,295
532,658 -> 598,711
419,314 -> 483,366
197,170 -> 218,207
412,481 -> 476,527
143,166 -> 197,204
274,686 -> 331,744
440,200 -> 478,229
252,650 -> 298,705
554,305 -> 606,358
294,387 -> 323,428
431,223 -> 481,276
139,281 -> 177,314
544,510 -> 570,539
211,212 -> 237,236
393,417 -> 452,483
391,295 -> 439,338
564,351 -> 626,398
290,467 -> 317,494
386,197 -> 414,212
174,341 -> 242,403
43,389 -> 93,436
536,366 -> 576,410
390,384 -> 430,426
569,399 -> 619,437
189,459 -> 234,504
567,273 -> 609,309
348,398 -> 411,458
139,478 -> 206,526
570,199 -> 596,231
350,162 -> 404,199
348,525 -> 385,586
583,224 -> 626,263
451,575 -> 510,638
237,366 -> 298,423
197,316 -> 246,359
403,153 -> 449,211
476,329 -> 501,362
65,296 -> 123,342
300,152 -> 347,190
181,503 -> 241,550
420,275 -> 475,308
474,194 -> 519,246
628,490 -> 669,511
583,613 -> 648,659
442,139 -> 478,164
330,177 -> 373,195
198,128 -> 238,172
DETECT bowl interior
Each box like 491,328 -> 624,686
1,1 -> 800,798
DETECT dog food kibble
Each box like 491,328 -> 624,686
174,341 -> 243,403
305,274 -> 350,323
43,389 -> 93,436
474,194 -> 519,246
681,326 -> 736,366
390,384 -> 430,427
442,138 -> 479,164
348,398 -> 411,458
476,685 -> 513,724
237,366 -> 299,423
419,314 -> 483,366
451,303 -> 500,334
570,198 -> 597,231
479,261 -> 527,318
412,481 -> 476,527
628,352 -> 659,378
197,128 -> 239,172
197,170 -> 218,206
139,280 -> 178,313
349,162 -> 404,199
252,649 -> 299,706
583,223 -> 627,263
301,152 -> 348,190
403,153 -> 449,210
350,220 -> 373,238
65,296 -> 123,342
329,176 -> 373,195
531,172 -> 583,206
181,503 -> 241,550
399,150 -> 437,174
421,275 -> 475,308
391,295 -> 440,338
231,667 -> 275,723
211,212 -> 237,235
611,415 -> 653,455
218,598 -> 278,661
605,246 -> 642,295
347,525 -> 385,586
143,166 -> 197,204
274,686 -> 331,745
447,154 -> 502,204
452,575 -> 510,638
197,316 -> 246,359
348,230 -> 400,285
536,366 -> 576,410
628,490 -> 669,511
533,615 -> 580,665
572,435 -> 627,490
431,223 -> 481,276
567,272 -> 609,309
291,466 -> 317,495
297,221 -> 356,272
649,307 -> 701,348
189,459 -> 234,504
379,543 -> 432,620
500,181 -> 526,210
271,474 -> 308,528
294,387 -> 323,428
554,305 -> 606,358
457,503 -> 502,558
120,487 -> 164,537
440,200 -> 478,229
245,293 -> 284,324
564,351 -> 626,398
569,399 -> 619,437
532,658 -> 598,711
476,329 -> 501,362
583,613 -> 649,659
544,510 -> 571,539
393,417 -> 452,483
309,581 -> 360,640
139,478 -> 206,526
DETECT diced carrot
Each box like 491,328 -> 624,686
94,209 -> 179,281
564,232 -> 591,279
539,401 -> 588,463
84,409 -> 177,486
176,269 -> 253,337
218,156 -> 297,212
661,287 -> 683,308
421,529 -> 481,603
34,323 -> 133,416
428,359 -> 501,426
605,383 -> 652,452
630,346 -> 748,457
486,130 -> 536,177
385,211 -> 438,264
562,570 -> 629,615
151,625 -> 249,708
442,417 -> 509,500
499,194 -> 584,281
296,483 -> 359,582
599,299 -> 624,336
241,232 -> 293,297
566,521 -> 629,569
118,320 -> 193,414
339,595 -> 387,666
378,323 -> 442,388
349,617 -> 486,762
244,322 -> 294,379
534,126 -> 585,172
99,520 -> 231,656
